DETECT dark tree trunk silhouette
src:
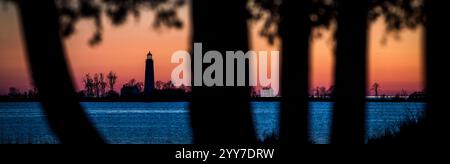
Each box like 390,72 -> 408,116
17,0 -> 104,144
189,0 -> 256,143
331,0 -> 369,144
424,0 -> 449,144
279,0 -> 312,145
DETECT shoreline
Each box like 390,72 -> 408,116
0,97 -> 425,103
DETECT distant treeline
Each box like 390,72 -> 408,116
0,94 -> 425,102
1,77 -> 425,102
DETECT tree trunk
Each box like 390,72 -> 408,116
189,0 -> 256,143
279,0 -> 312,145
424,0 -> 449,144
331,0 -> 369,144
17,0 -> 104,144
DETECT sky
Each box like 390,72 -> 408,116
0,4 -> 423,96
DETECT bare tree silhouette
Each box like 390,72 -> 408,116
371,82 -> 380,97
83,73 -> 94,97
99,73 -> 107,97
107,71 -> 118,92
93,73 -> 100,97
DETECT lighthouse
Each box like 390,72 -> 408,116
144,51 -> 155,96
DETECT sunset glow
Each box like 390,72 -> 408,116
0,6 -> 423,95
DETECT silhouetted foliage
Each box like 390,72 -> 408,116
368,0 -> 424,42
368,109 -> 425,144
249,0 -> 336,44
7,87 -> 21,98
120,78 -> 143,98
250,0 -> 424,43
313,86 -> 333,99
55,0 -> 185,45
154,80 -> 164,90
407,91 -> 425,101
162,80 -> 175,90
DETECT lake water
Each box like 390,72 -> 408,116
0,102 -> 425,144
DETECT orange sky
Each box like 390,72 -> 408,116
0,5 -> 423,95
